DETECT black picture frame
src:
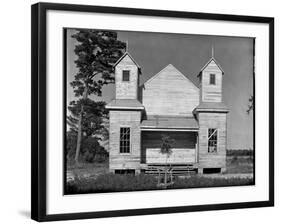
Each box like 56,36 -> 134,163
31,2 -> 274,222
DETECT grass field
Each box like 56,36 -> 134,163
226,155 -> 253,174
66,173 -> 253,194
66,150 -> 254,194
67,161 -> 109,181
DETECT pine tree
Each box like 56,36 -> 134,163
69,29 -> 126,165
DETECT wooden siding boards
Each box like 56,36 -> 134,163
109,110 -> 142,171
141,131 -> 197,164
200,59 -> 223,103
196,58 -> 228,171
146,148 -> 195,164
108,54 -> 228,172
198,112 -> 227,170
115,54 -> 139,100
142,64 -> 199,116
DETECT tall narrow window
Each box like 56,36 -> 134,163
208,128 -> 218,153
120,127 -> 130,153
122,70 -> 130,81
210,73 -> 216,85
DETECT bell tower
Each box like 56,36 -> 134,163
106,52 -> 143,174
114,52 -> 141,100
194,48 -> 229,174
199,48 -> 224,103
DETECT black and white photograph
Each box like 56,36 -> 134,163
29,2 -> 274,222
64,28 -> 255,194
0,0 -> 278,223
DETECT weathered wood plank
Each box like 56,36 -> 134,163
146,148 -> 195,164
115,54 -> 139,99
201,60 -> 223,102
198,112 -> 227,169
142,64 -> 199,116
109,110 -> 141,170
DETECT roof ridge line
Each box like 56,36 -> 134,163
143,64 -> 199,90
198,57 -> 224,76
113,51 -> 141,68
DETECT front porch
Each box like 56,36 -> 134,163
140,115 -> 199,173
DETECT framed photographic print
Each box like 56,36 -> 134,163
31,2 -> 274,222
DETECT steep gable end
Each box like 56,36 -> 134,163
144,64 -> 198,89
142,64 -> 199,116
114,52 -> 141,69
198,58 -> 224,76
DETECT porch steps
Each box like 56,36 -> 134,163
144,164 -> 198,176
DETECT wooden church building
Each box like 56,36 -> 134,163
106,51 -> 229,174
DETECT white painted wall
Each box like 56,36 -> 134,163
115,55 -> 139,99
201,60 -> 223,102
142,64 -> 199,116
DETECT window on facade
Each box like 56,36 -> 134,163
210,73 -> 216,85
208,128 -> 218,153
122,70 -> 130,81
120,127 -> 130,153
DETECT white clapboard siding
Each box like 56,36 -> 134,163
109,110 -> 142,171
201,60 -> 223,102
198,112 -> 227,169
115,54 -> 139,99
146,148 -> 195,164
142,64 -> 199,116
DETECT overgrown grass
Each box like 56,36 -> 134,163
66,173 -> 254,194
226,155 -> 253,174
66,150 -> 254,194
67,160 -> 109,179
66,173 -> 158,194
171,176 -> 253,189
226,149 -> 254,157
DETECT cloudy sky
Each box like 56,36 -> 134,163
66,28 -> 254,149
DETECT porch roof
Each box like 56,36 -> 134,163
193,102 -> 229,113
106,99 -> 144,110
141,115 -> 198,130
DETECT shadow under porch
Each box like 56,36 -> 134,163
140,130 -> 199,174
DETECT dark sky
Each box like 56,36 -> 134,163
67,29 -> 254,149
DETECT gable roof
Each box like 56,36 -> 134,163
113,51 -> 141,69
143,64 -> 199,89
198,57 -> 224,77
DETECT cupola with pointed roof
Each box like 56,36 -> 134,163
198,47 -> 224,103
113,52 -> 141,100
